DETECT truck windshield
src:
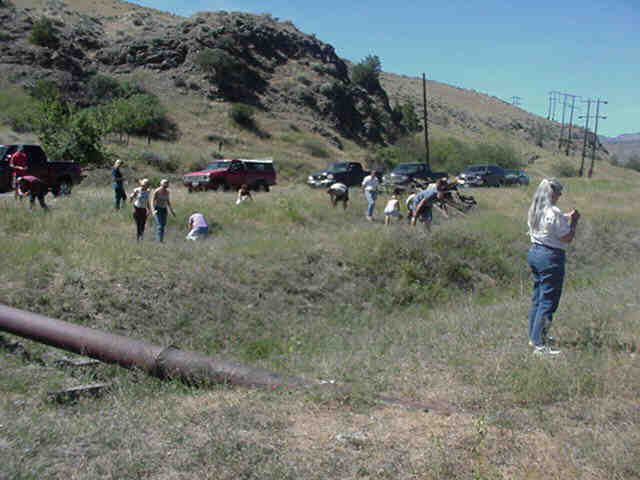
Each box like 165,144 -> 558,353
0,146 -> 7,161
393,164 -> 421,174
206,161 -> 231,170
328,163 -> 349,173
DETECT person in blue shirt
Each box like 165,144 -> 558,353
112,159 -> 127,209
410,179 -> 447,230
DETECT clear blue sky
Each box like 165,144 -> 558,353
132,0 -> 638,137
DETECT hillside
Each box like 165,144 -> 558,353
0,0 -> 611,176
601,133 -> 640,164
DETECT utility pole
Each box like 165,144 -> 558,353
558,94 -> 568,151
547,92 -> 553,120
578,98 -> 592,176
422,73 -> 430,169
511,96 -> 522,107
588,98 -> 607,178
565,94 -> 579,156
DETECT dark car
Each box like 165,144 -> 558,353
503,169 -> 530,186
457,164 -> 505,188
382,162 -> 448,187
306,162 -> 373,188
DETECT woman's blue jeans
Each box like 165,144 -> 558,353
364,190 -> 377,217
154,207 -> 168,242
528,243 -> 566,346
113,183 -> 126,209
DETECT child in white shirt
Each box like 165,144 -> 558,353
384,190 -> 402,225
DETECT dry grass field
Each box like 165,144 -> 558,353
2,1 -> 639,478
1,155 -> 640,479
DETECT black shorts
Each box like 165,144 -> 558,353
330,190 -> 349,201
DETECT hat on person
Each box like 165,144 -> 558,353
140,178 -> 150,187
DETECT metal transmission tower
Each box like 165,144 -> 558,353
548,91 -> 561,122
588,98 -> 607,178
578,98 -> 592,176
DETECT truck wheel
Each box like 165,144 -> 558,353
262,182 -> 270,192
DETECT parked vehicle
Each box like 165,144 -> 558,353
504,169 -> 530,186
383,162 -> 448,187
306,161 -> 375,188
183,158 -> 276,192
457,164 -> 505,187
0,144 -> 84,195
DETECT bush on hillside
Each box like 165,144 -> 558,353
352,55 -> 382,92
229,103 -> 255,128
550,160 -> 580,178
29,17 -> 59,48
392,100 -> 422,134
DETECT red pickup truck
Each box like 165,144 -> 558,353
183,158 -> 276,192
0,144 -> 84,195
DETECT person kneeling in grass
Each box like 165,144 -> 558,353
16,176 -> 48,210
186,212 -> 209,240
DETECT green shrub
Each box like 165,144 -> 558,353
174,77 -> 186,87
86,75 -> 123,105
351,55 -> 381,92
229,103 -> 255,128
550,160 -> 580,178
29,17 -> 59,48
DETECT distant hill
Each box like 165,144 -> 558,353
601,133 -> 640,164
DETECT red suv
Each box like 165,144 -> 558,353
183,158 -> 276,192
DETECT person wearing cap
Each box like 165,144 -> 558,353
527,178 -> 580,355
9,146 -> 28,200
111,159 -> 127,210
128,178 -> 151,241
150,179 -> 176,243
410,179 -> 448,230
15,175 -> 48,210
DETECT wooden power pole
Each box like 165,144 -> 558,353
422,73 -> 430,169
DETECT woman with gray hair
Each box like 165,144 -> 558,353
527,178 -> 580,355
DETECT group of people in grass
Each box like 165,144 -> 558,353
112,159 -> 254,242
328,169 -> 581,356
9,151 -> 580,356
328,169 -> 450,229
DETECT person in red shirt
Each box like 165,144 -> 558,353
16,176 -> 48,210
8,146 -> 28,199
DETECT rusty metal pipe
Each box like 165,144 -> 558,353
0,304 -> 306,389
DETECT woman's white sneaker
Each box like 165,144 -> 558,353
534,345 -> 561,355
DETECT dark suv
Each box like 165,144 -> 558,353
457,164 -> 505,187
383,162 -> 448,187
